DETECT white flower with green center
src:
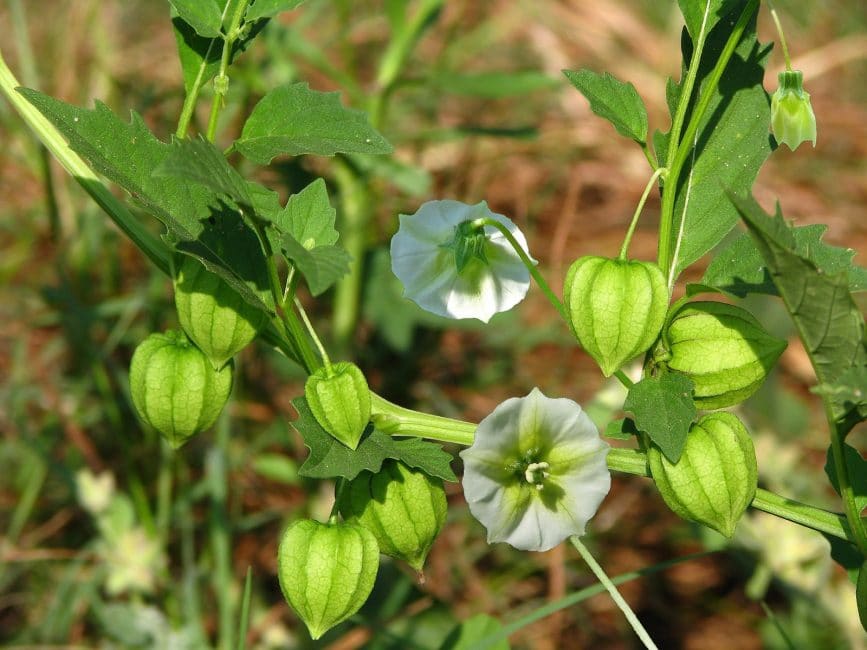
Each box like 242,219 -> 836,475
460,388 -> 611,552
390,200 -> 534,323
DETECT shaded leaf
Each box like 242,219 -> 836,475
702,224 -> 867,296
265,178 -> 338,253
825,443 -> 867,514
236,83 -> 393,164
563,69 -> 648,143
293,397 -> 456,481
441,614 -> 510,650
279,235 -> 350,296
624,374 -> 696,463
169,0 -> 223,38
603,418 -> 640,441
823,532 -> 864,584
246,0 -> 305,21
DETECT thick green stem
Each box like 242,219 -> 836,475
658,0 -> 759,282
476,217 -> 567,323
571,537 -> 659,650
206,0 -> 252,142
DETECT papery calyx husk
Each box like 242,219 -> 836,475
656,301 -> 786,409
174,255 -> 268,369
563,256 -> 668,376
305,361 -> 371,450
129,329 -> 233,448
277,519 -> 379,640
649,411 -> 757,538
338,460 -> 447,572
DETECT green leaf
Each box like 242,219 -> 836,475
236,83 -> 393,164
168,0 -> 223,38
20,89 -> 273,313
732,193 -> 867,432
432,70 -> 559,99
562,69 -> 648,143
245,0 -> 304,21
702,224 -> 867,297
603,418 -> 640,441
441,614 -> 510,650
265,178 -> 339,253
824,443 -> 867,514
279,235 -> 350,296
677,0 -> 741,39
812,366 -> 867,423
823,532 -> 864,584
665,6 -> 773,276
292,397 -> 457,482
624,374 -> 696,463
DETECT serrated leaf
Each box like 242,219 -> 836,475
702,224 -> 867,297
20,89 -> 273,313
236,83 -> 393,164
432,70 -> 559,99
624,374 -> 696,463
563,69 -> 648,143
279,235 -> 350,296
292,397 -> 456,481
825,443 -> 867,514
245,0 -> 304,21
732,193 -> 867,433
265,178 -> 338,255
678,0 -> 741,39
665,5 -> 772,277
169,0 -> 223,38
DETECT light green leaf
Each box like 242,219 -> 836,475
293,397 -> 457,482
265,178 -> 338,254
732,192 -> 867,433
279,235 -> 350,296
168,0 -> 223,38
432,70 -> 559,99
666,5 -> 772,276
440,614 -> 510,650
236,83 -> 393,164
702,224 -> 867,297
603,418 -> 640,441
624,374 -> 696,463
245,0 -> 304,21
20,89 -> 273,313
678,0 -> 741,39
563,69 -> 648,143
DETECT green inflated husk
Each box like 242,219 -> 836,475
305,361 -> 371,450
277,519 -> 379,640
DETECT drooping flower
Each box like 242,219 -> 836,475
460,388 -> 611,552
771,70 -> 817,150
390,200 -> 534,323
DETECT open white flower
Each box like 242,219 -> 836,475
460,388 -> 611,552
390,200 -> 533,323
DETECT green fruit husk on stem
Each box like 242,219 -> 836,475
129,330 -> 233,448
564,256 -> 668,376
305,361 -> 371,449
339,460 -> 447,572
277,519 -> 379,640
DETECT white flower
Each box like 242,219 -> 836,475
75,468 -> 115,515
460,388 -> 611,552
390,200 -> 534,323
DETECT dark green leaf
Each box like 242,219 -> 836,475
703,224 -> 867,297
603,418 -> 640,441
665,5 -> 772,276
293,397 -> 457,481
563,69 -> 648,143
812,366 -> 867,422
265,178 -> 338,254
823,532 -> 864,584
20,90 -> 273,313
440,614 -> 510,650
236,83 -> 393,164
678,0 -> 741,39
279,235 -> 350,296
624,374 -> 696,463
432,70 -> 559,99
732,193 -> 867,431
168,0 -> 223,37
245,0 -> 305,21
825,443 -> 867,513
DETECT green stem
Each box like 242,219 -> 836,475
570,537 -> 659,650
476,217 -> 567,323
613,370 -> 634,389
826,400 -> 867,555
619,166 -> 667,260
294,296 -> 332,371
767,1 -> 793,71
658,0 -> 759,282
209,415 -> 235,650
206,0 -> 252,142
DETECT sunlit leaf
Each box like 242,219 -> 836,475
563,69 -> 648,143
169,0 -> 223,38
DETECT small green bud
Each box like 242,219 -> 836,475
129,330 -> 233,448
658,301 -> 786,409
771,70 -> 817,151
174,256 -> 268,369
649,412 -> 757,538
305,361 -> 371,449
564,256 -> 668,376
339,460 -> 447,572
277,519 -> 379,640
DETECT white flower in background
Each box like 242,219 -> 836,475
75,468 -> 115,515
460,388 -> 611,552
102,527 -> 165,595
390,200 -> 534,323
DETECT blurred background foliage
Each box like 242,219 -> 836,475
1,0 -> 866,647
